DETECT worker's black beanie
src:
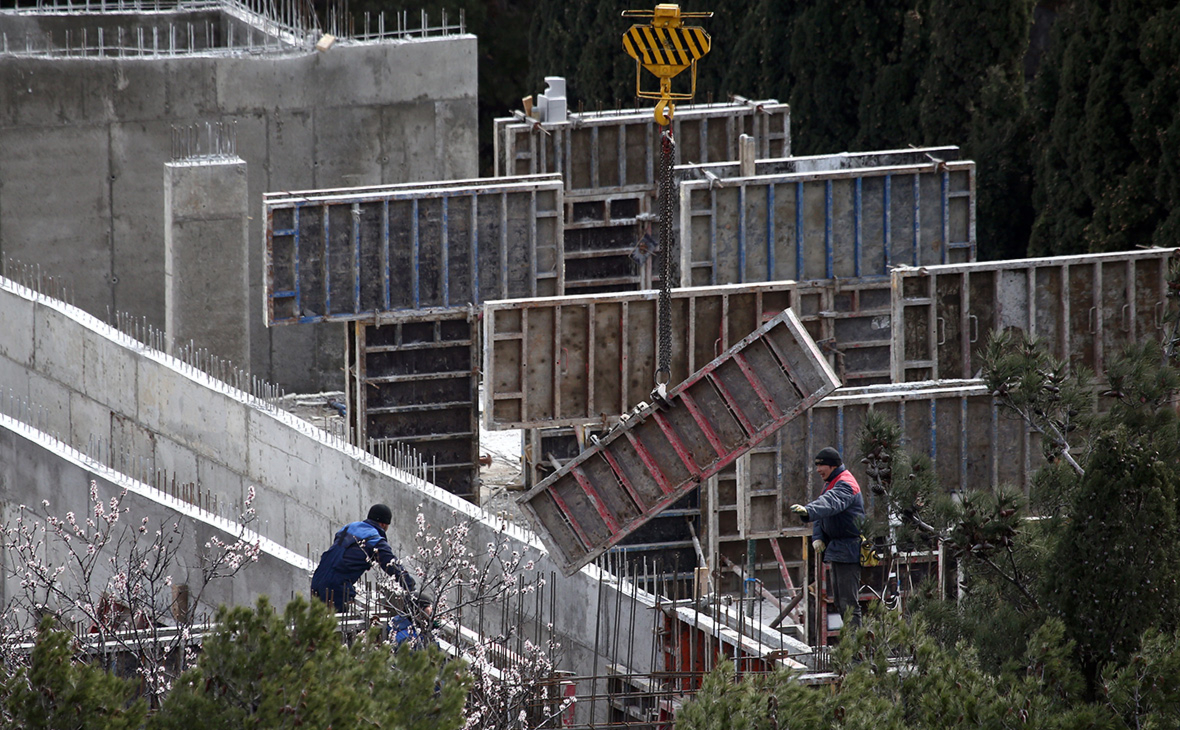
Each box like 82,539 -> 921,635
814,447 -> 842,467
367,503 -> 393,524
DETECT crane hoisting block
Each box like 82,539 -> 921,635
516,308 -> 841,576
622,3 -> 712,125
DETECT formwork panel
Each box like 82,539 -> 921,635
486,280 -> 891,430
680,161 -> 975,287
346,314 -> 480,502
517,308 -> 839,575
496,101 -> 791,191
891,248 -> 1179,382
677,147 -> 962,182
264,176 -> 564,324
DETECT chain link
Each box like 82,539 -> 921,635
657,128 -> 676,384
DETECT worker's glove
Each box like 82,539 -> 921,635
812,539 -> 826,554
790,504 -> 810,522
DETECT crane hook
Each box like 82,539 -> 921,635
654,97 -> 674,126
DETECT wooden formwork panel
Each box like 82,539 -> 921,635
494,101 -> 791,194
562,189 -> 655,295
679,161 -> 976,287
484,280 -> 892,430
890,247 -> 1180,382
485,282 -> 791,430
264,176 -> 563,324
720,381 -> 1038,543
524,426 -> 700,580
516,308 -> 840,576
346,314 -> 480,502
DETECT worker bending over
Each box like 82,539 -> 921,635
791,447 -> 864,629
311,504 -> 416,612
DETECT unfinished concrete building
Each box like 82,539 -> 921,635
0,0 -> 477,391
4,2 -> 1180,726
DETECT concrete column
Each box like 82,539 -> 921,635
164,157 -> 250,367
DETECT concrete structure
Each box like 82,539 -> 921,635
0,411 -> 311,619
0,273 -> 752,692
0,0 -> 478,391
165,151 -> 250,366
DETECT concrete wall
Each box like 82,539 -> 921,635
165,157 -> 250,366
0,17 -> 478,391
0,275 -> 663,680
0,413 -> 312,621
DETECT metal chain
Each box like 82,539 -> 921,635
657,128 -> 676,385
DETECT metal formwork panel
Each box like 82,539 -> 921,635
494,100 -> 791,193
735,381 -> 1036,539
264,176 -> 564,325
495,101 -> 789,295
890,247 -> 1180,382
516,308 -> 840,576
675,146 -> 962,183
346,314 -> 481,502
486,282 -> 792,430
679,160 -> 976,287
484,279 -> 892,431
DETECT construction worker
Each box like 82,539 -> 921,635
311,504 -> 416,612
790,447 -> 864,629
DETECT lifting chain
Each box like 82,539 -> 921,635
656,127 -> 676,387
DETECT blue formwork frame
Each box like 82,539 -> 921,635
264,175 -> 563,325
679,161 -> 975,287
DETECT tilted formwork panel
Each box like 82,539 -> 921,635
484,280 -> 891,433
345,313 -> 480,502
494,101 -> 790,294
522,426 -> 701,579
264,175 -> 563,325
515,308 -> 841,576
890,247 -> 1180,382
679,160 -> 976,288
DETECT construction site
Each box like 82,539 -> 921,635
1,0 -> 1178,726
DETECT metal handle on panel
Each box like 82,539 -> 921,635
1088,306 -> 1097,334
937,317 -> 946,346
969,314 -> 979,344
1122,304 -> 1131,333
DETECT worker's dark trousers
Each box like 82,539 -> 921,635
829,561 -> 862,629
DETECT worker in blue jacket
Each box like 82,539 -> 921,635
311,504 -> 416,612
790,447 -> 865,628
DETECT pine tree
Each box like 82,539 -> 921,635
1030,0 -> 1180,255
151,596 -> 469,729
1046,424 -> 1180,691
0,617 -> 147,730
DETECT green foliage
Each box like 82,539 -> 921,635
1045,424 -> 1180,690
1101,628 -> 1180,729
1030,1 -> 1180,255
151,596 -> 469,730
679,606 -> 1127,730
0,617 -> 147,730
981,328 -> 1092,474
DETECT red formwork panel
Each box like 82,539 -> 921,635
517,308 -> 840,575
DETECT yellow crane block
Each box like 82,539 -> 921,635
622,4 -> 712,125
